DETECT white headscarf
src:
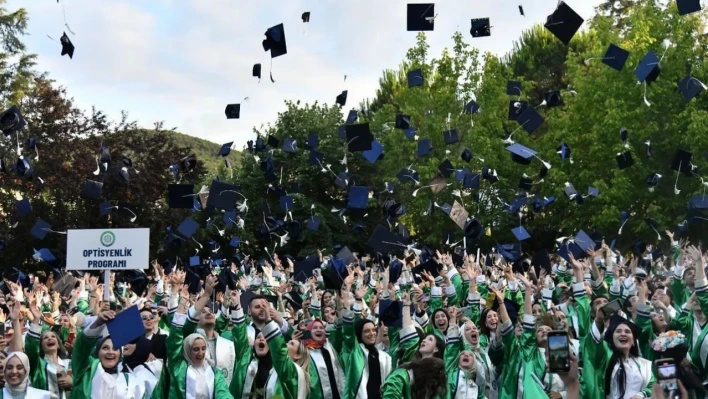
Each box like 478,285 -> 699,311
182,333 -> 213,367
4,352 -> 30,395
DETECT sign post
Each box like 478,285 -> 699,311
66,228 -> 150,302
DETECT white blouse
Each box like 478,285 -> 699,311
608,358 -> 648,399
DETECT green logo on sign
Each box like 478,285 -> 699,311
100,231 -> 116,247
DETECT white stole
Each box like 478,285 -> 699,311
214,336 -> 235,385
3,387 -> 51,399
241,358 -> 259,399
455,371 -> 480,399
44,357 -> 70,399
354,344 -> 392,399
309,342 -> 345,399
89,368 -> 139,399
185,364 -> 215,399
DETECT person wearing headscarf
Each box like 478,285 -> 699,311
301,319 -> 344,399
69,310 -> 145,399
261,311 -> 311,399
393,292 -> 445,367
445,307 -> 493,399
2,352 -> 51,399
120,336 -> 162,398
380,357 -> 447,399
24,299 -> 72,399
166,276 -> 233,399
342,292 -> 392,399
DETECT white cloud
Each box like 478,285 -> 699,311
7,0 -> 603,148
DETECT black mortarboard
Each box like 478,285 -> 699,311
322,262 -> 349,291
407,69 -> 424,88
225,104 -> 240,119
284,290 -> 303,311
31,219 -> 51,240
518,107 -> 544,134
177,217 -> 199,239
543,91 -> 563,107
335,172 -> 349,189
346,110 -> 359,124
412,259 -> 440,279
302,11 -> 311,22
379,299 -> 403,327
60,32 -> 74,58
282,138 -> 297,153
443,129 -> 459,145
363,140 -> 384,165
616,151 -> 634,170
463,173 -> 480,189
336,246 -> 357,266
461,149 -> 473,163
207,180 -> 240,211
81,179 -> 103,200
168,184 -> 194,209
671,149 -> 693,173
508,100 -> 528,120
346,123 -> 373,152
347,186 -> 369,209
512,225 -> 530,241
293,255 -> 319,282
397,168 -> 419,184
16,198 -> 32,218
678,75 -> 705,102
279,195 -> 294,211
263,23 -> 287,58
0,105 -> 26,136
470,18 -> 490,37
690,195 -> 708,209
407,3 -> 435,31
519,5 -> 525,16
185,269 -> 202,295
438,159 -> 455,178
306,216 -> 321,232
305,134 -> 319,150
217,142 -> 233,157
531,249 -> 552,276
518,176 -> 532,191
366,225 -> 408,256
677,0 -> 701,15
395,115 -> 411,129
417,139 -> 432,157
336,90 -> 348,107
14,156 -> 33,178
253,64 -> 261,80
602,44 -> 630,71
634,51 -> 661,84
507,81 -> 522,96
267,136 -> 280,149
544,2 -> 584,45
506,143 -> 536,165
389,259 -> 403,283
464,100 -> 480,114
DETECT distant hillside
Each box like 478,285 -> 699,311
147,130 -> 241,173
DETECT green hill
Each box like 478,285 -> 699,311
149,130 -> 241,173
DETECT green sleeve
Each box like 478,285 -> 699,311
263,321 -> 301,398
670,271 -> 688,309
167,314 -> 188,373
518,315 -> 540,360
668,307 -> 690,335
327,322 -> 343,355
25,324 -> 42,378
214,369 -> 234,399
363,280 -> 377,304
183,306 -> 199,336
642,372 -> 656,398
215,310 -> 229,333
695,278 -> 708,315
77,299 -> 90,314
381,369 -> 407,399
430,287 -> 443,313
341,311 -> 356,357
572,282 -> 591,339
71,323 -> 101,384
387,325 -> 401,368
443,326 -> 461,374
310,297 -> 322,319
229,307 -> 249,359
635,305 -> 657,361
396,324 -> 421,365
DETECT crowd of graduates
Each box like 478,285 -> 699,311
2,230 -> 708,399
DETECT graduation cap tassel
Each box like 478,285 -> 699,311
412,185 -> 435,197
674,163 -> 682,195
60,0 -> 76,35
649,225 -> 662,241
645,140 -> 652,157
643,81 -> 651,107
211,224 -> 225,237
37,176 -> 44,184
584,56 -> 614,66
534,156 -> 552,170
120,207 -> 138,222
191,237 -> 203,249
15,132 -> 21,156
42,228 -> 68,235
270,58 -> 275,83
688,77 -> 708,91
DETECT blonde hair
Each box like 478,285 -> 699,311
294,341 -> 311,395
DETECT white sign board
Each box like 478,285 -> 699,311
66,228 -> 150,270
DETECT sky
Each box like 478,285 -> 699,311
8,0 -> 605,150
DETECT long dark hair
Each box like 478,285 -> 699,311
603,322 -> 640,398
399,357 -> 448,399
479,308 -> 496,337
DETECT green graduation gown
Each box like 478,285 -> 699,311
262,320 -> 309,399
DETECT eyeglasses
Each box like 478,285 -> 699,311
141,314 -> 156,321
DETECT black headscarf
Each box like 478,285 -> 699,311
355,319 -> 381,399
122,336 -> 152,373
252,343 -> 272,398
